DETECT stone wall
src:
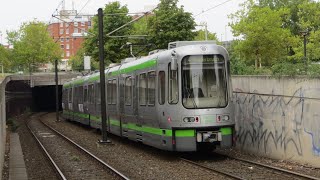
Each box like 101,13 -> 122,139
232,76 -> 320,167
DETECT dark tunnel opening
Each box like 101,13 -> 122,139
31,85 -> 62,112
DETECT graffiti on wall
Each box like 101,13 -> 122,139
234,87 -> 320,157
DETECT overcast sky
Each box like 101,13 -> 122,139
0,0 -> 246,44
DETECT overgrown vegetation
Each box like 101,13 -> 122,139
6,117 -> 19,132
229,0 -> 320,77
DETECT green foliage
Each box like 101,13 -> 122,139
0,45 -> 10,70
9,20 -> 61,73
69,47 -> 98,71
194,30 -> 218,41
148,0 -> 196,49
7,118 -> 19,132
83,1 -> 132,64
230,2 -> 294,69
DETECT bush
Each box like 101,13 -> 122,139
7,118 -> 19,132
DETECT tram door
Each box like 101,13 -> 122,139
157,64 -> 167,128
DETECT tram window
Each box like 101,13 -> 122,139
107,80 -> 112,105
68,88 -> 72,102
84,87 -> 88,103
148,71 -> 156,106
95,83 -> 101,104
112,79 -> 117,105
125,77 -> 132,105
88,84 -> 94,104
168,63 -> 178,104
139,73 -> 147,106
158,71 -> 165,105
79,86 -> 84,104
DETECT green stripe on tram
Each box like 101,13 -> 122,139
64,59 -> 157,87
65,111 -> 195,137
111,59 -> 157,76
220,127 -> 232,135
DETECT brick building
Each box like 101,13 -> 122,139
47,9 -> 92,71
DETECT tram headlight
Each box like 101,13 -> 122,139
216,114 -> 230,122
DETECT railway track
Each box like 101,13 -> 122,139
180,152 -> 320,180
27,113 -> 129,180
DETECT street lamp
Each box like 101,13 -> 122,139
300,30 -> 308,72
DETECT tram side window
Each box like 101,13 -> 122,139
95,83 -> 101,104
79,86 -> 84,104
148,71 -> 156,106
139,73 -> 147,106
68,88 -> 72,102
112,79 -> 117,105
84,87 -> 88,103
158,71 -> 165,105
125,77 -> 132,105
88,84 -> 94,104
107,80 -> 112,105
168,63 -> 178,104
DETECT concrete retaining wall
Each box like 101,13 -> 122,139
232,76 -> 320,167
0,77 -> 7,178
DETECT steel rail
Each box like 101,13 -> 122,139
216,153 -> 320,180
180,158 -> 245,180
26,113 -> 67,180
39,116 -> 129,180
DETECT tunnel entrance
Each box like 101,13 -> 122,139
31,85 -> 62,112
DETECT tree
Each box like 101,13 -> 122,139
69,46 -> 98,71
0,45 -> 10,73
148,0 -> 196,49
9,20 -> 61,73
229,2 -> 292,69
83,1 -> 132,64
194,30 -> 218,41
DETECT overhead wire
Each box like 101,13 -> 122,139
194,0 -> 234,17
51,0 -> 93,43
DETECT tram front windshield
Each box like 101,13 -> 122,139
182,54 -> 228,109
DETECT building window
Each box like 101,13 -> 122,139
66,28 -> 69,34
139,73 -> 147,106
158,71 -> 165,105
66,44 -> 69,50
74,22 -> 78,27
60,38 -> 64,42
66,37 -> 70,42
74,28 -> 78,33
60,44 -> 64,49
88,21 -> 91,27
81,22 -> 85,26
66,51 -> 70,57
125,77 -> 132,105
59,29 -> 64,35
148,71 -> 156,106
60,22 -> 64,27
